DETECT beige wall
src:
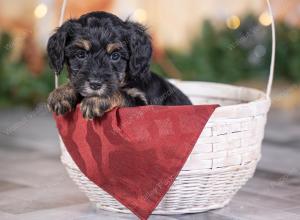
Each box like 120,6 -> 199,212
114,0 -> 266,49
2,0 -> 298,51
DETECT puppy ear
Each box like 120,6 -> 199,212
47,31 -> 66,74
47,21 -> 74,74
125,21 -> 152,80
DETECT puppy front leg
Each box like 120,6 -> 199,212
80,89 -> 148,119
80,92 -> 125,119
48,83 -> 79,115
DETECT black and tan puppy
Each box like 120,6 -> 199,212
47,11 -> 191,119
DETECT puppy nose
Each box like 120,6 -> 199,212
89,81 -> 102,90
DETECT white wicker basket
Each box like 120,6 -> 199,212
60,81 -> 270,214
56,0 -> 276,216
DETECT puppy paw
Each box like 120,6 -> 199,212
80,94 -> 124,120
80,96 -> 106,119
47,84 -> 78,115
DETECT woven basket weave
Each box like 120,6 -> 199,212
56,0 -> 275,215
60,81 -> 270,214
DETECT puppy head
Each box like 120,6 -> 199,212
47,11 -> 152,97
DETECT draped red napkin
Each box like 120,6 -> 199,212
54,104 -> 218,219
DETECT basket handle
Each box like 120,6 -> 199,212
266,0 -> 276,98
54,0 -> 68,89
54,0 -> 276,98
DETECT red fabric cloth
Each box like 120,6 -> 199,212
54,104 -> 218,219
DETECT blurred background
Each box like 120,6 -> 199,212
0,1 -> 300,219
0,0 -> 299,108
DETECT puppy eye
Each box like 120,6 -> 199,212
76,51 -> 86,59
110,52 -> 121,61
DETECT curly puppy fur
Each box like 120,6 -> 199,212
47,11 -> 192,119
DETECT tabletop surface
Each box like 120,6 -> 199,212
0,106 -> 299,220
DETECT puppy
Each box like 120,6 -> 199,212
47,11 -> 192,119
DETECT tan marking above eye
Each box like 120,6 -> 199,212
106,42 -> 122,53
75,39 -> 91,51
